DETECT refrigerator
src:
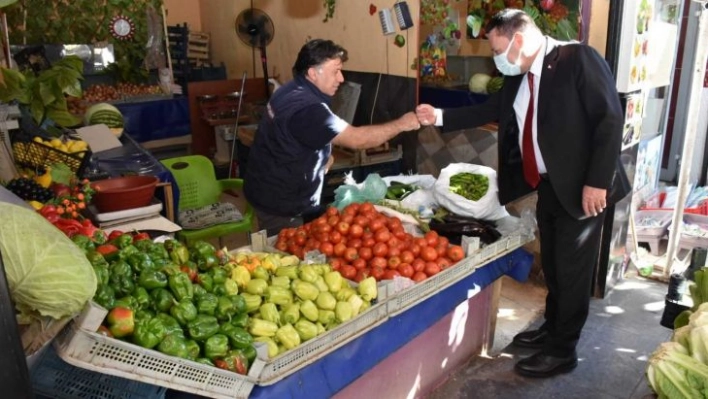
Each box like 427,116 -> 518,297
593,0 -> 680,297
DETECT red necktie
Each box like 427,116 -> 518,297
523,73 -> 540,188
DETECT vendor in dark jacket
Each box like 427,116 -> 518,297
244,39 -> 420,236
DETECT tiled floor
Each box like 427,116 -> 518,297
428,274 -> 671,399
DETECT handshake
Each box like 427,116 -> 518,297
397,104 -> 438,131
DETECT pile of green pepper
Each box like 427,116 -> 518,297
82,232 -> 254,375
448,172 -> 490,201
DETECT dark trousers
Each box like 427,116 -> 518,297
536,178 -> 605,357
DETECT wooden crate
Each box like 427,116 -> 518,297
187,31 -> 210,64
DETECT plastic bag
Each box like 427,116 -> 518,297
433,163 -> 509,221
333,173 -> 388,209
382,174 -> 438,215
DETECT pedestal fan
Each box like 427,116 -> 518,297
235,8 -> 274,99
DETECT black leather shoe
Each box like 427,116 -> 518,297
514,351 -> 578,378
512,329 -> 548,349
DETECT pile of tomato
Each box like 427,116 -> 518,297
275,202 -> 465,283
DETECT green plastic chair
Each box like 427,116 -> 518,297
161,155 -> 254,246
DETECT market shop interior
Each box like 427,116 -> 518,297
0,0 -> 707,398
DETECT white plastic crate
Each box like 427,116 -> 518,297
634,210 -> 672,237
257,300 -> 389,385
54,321 -> 265,399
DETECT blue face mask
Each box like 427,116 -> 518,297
493,34 -> 522,76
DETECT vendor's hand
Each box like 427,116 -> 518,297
416,104 -> 437,126
582,185 -> 608,218
398,112 -> 421,131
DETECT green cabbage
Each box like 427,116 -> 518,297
0,203 -> 97,319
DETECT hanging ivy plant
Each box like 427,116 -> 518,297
323,0 -> 336,22
3,0 -> 163,83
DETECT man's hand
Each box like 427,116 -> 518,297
416,104 -> 437,126
397,112 -> 421,131
582,185 -> 608,218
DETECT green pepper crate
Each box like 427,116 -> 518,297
31,345 -> 166,399
53,313 -> 267,399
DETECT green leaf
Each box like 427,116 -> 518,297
64,80 -> 82,98
38,81 -> 57,106
0,0 -> 17,8
30,98 -> 44,125
46,109 -> 80,128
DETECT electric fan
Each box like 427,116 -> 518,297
235,8 -> 274,98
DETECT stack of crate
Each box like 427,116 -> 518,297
187,31 -> 210,67
167,24 -> 191,94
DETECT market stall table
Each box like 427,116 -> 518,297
165,247 -> 533,399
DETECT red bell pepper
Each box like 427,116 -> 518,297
108,230 -> 125,241
133,232 -> 151,242
96,244 -> 119,257
53,218 -> 83,238
106,307 -> 135,338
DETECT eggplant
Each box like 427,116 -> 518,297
429,216 -> 502,246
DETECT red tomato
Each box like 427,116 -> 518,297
437,236 -> 450,248
388,246 -> 401,258
359,246 -> 373,261
387,256 -> 401,270
421,246 -> 439,262
414,238 -> 428,248
425,231 -> 439,247
329,231 -> 343,244
352,258 -> 367,270
362,237 -> 376,248
341,214 -> 354,224
343,247 -> 359,262
372,242 -> 388,258
355,268 -> 371,282
412,272 -> 427,282
348,238 -> 363,249
318,224 -> 332,234
369,218 -> 385,232
400,250 -> 415,264
341,265 -> 357,280
409,244 -> 421,257
275,241 -> 288,252
282,228 -> 296,239
411,258 -> 426,273
392,227 -> 407,240
344,203 -> 359,215
388,237 -> 401,249
359,202 -> 375,214
399,264 -> 414,278
349,224 -> 364,238
330,258 -> 344,270
374,229 -> 391,243
326,206 -> 339,216
447,245 -> 465,262
353,216 -> 369,227
319,242 -> 334,256
436,244 -> 448,257
327,215 -> 340,226
305,238 -> 320,250
336,222 -> 350,235
437,257 -> 452,270
333,243 -> 347,257
383,270 -> 401,280
370,256 -> 387,269
314,216 -> 328,226
424,262 -> 441,276
294,235 -> 306,246
371,266 -> 386,280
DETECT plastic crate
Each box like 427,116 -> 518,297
54,321 -> 265,399
634,210 -> 673,237
640,192 -> 708,215
257,300 -> 389,385
12,139 -> 91,177
31,345 -> 166,399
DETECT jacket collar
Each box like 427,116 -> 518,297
294,75 -> 332,106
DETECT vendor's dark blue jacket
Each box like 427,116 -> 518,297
244,76 -> 341,217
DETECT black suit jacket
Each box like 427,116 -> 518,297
442,38 -> 630,219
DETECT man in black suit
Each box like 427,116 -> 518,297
416,9 -> 629,378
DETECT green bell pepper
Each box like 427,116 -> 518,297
230,313 -> 249,329
135,309 -> 155,321
187,314 -> 220,341
114,275 -> 136,297
215,296 -> 237,321
86,250 -> 109,268
150,288 -> 175,313
132,316 -> 166,349
157,334 -> 189,358
224,279 -> 239,296
229,295 -> 247,315
156,313 -> 184,337
213,283 -> 227,297
240,293 -> 262,314
193,284 -> 208,299
216,350 -> 249,375
197,273 -> 214,293
196,253 -> 218,272
190,241 -> 217,260
204,334 -> 229,359
185,339 -> 201,360
93,264 -> 110,287
210,268 -> 228,285
164,239 -> 189,265
148,243 -> 170,262
138,270 -> 168,290
134,238 -> 153,252
110,233 -> 134,249
128,252 -> 156,274
133,286 -> 151,310
168,272 -> 194,301
110,260 -> 132,281
170,298 -> 198,326
195,358 -> 214,367
72,234 -> 95,252
197,293 -> 219,316
114,295 -> 139,311
219,324 -> 253,350
118,244 -> 140,260
94,285 -> 115,310
241,344 -> 257,365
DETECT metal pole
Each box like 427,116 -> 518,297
665,0 -> 708,276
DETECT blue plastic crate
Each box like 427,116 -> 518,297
31,345 -> 166,399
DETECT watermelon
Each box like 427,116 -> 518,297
84,103 -> 124,134
487,77 -> 504,94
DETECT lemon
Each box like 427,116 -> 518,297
59,144 -> 69,153
33,136 -> 43,143
28,200 -> 43,210
49,138 -> 62,148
